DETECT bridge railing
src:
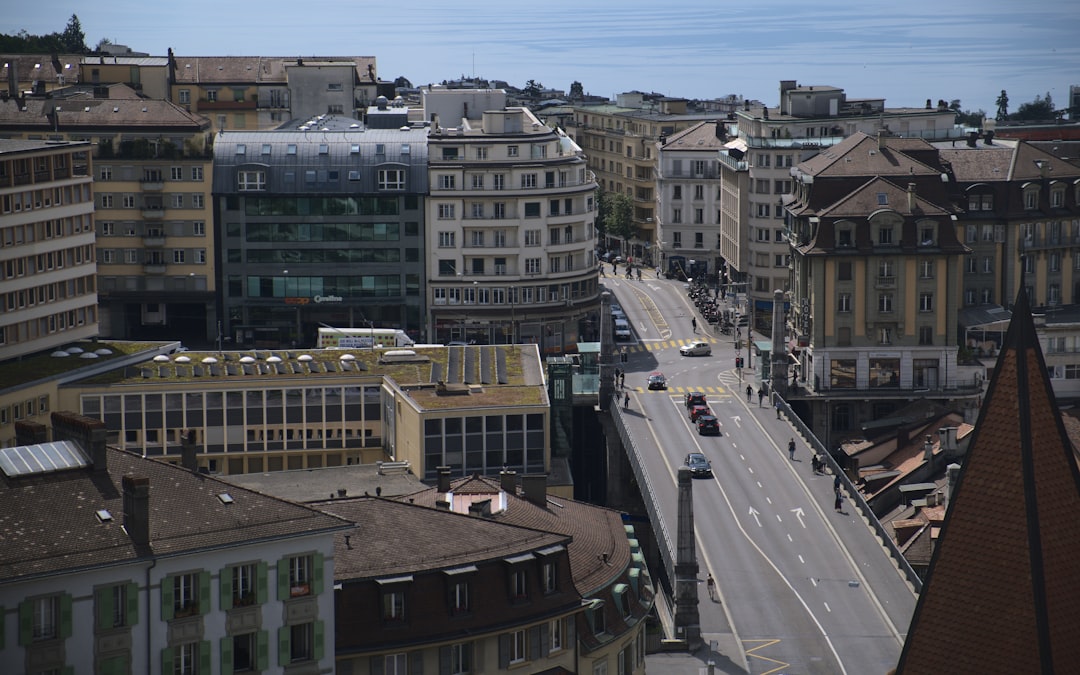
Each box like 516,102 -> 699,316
611,392 -> 675,581
775,394 -> 923,593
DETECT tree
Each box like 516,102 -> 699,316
949,100 -> 986,127
1013,92 -> 1055,121
95,37 -> 113,52
393,76 -> 413,89
60,14 -> 87,53
569,81 -> 584,100
602,192 -> 636,245
995,90 -> 1009,121
522,79 -> 543,97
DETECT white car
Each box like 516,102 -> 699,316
680,340 -> 712,356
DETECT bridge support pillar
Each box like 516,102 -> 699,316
673,466 -> 702,649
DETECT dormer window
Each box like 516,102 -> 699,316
877,192 -> 888,206
1024,185 -> 1039,210
919,225 -> 936,246
837,229 -> 853,248
1051,187 -> 1065,208
877,226 -> 894,245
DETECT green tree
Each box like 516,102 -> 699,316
569,81 -> 584,100
602,192 -> 636,244
995,90 -> 1009,121
949,100 -> 986,127
1013,92 -> 1055,121
60,14 -> 87,53
522,79 -> 543,97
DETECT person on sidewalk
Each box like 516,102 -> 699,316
691,317 -> 697,332
745,384 -> 753,402
834,488 -> 844,513
757,387 -> 765,407
775,398 -> 783,419
706,574 -> 716,600
623,392 -> 630,409
788,438 -> 796,460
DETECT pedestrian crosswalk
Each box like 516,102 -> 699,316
618,336 -> 729,353
631,385 -> 728,395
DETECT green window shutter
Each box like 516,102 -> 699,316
312,552 -> 325,594
220,635 -> 234,675
256,630 -> 269,671
59,593 -> 73,639
198,571 -> 211,615
256,562 -> 269,604
161,575 -> 175,621
96,586 -> 114,630
277,558 -> 290,601
199,640 -> 211,672
278,625 -> 291,667
220,566 -> 234,611
101,654 -> 127,675
161,647 -> 175,674
126,582 -> 139,626
313,619 -> 325,661
18,600 -> 32,646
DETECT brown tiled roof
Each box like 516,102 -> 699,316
170,56 -> 376,85
0,90 -> 210,130
797,132 -> 942,179
0,449 -> 349,583
896,290 -> 1080,673
818,176 -> 952,219
937,147 -> 1015,182
403,476 -> 633,596
661,121 -> 728,150
311,497 -> 568,579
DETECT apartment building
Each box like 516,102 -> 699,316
568,93 -> 722,264
655,121 -> 731,279
729,81 -> 960,330
0,139 -> 97,362
785,132 -> 973,445
424,89 -> 600,352
169,53 -> 379,132
211,106 -> 428,347
0,83 -> 217,344
0,412 -> 348,675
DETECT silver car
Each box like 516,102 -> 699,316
680,340 -> 712,357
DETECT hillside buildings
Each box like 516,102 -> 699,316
0,139 -> 97,362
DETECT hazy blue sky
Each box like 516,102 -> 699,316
7,1 -> 1079,114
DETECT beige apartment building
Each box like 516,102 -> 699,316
424,89 -> 600,352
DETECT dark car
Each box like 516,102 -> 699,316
696,415 -> 720,435
689,404 -> 712,422
684,392 -> 707,409
647,372 -> 667,390
685,452 -> 712,477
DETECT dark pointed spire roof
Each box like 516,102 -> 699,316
896,290 -> 1080,673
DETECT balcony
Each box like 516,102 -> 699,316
143,233 -> 166,247
140,177 -> 165,191
875,275 -> 896,288
143,263 -> 167,274
142,207 -> 166,220
196,98 -> 257,111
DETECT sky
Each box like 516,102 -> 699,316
7,1 -> 1080,115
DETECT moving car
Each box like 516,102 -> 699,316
684,392 -> 707,409
689,404 -> 712,422
685,452 -> 712,477
647,372 -> 667,390
696,415 -> 720,435
680,340 -> 712,357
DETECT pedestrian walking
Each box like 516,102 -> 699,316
706,574 -> 716,600
656,266 -> 661,278
745,384 -> 753,402
757,387 -> 765,407
834,488 -> 843,513
636,268 -> 641,280
691,317 -> 697,332
834,473 -> 841,491
620,372 -> 625,388
623,392 -> 630,409
788,438 -> 796,460
775,398 -> 783,419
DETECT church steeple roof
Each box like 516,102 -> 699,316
895,290 -> 1080,673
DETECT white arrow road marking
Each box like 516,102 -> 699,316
731,415 -> 742,428
791,507 -> 807,529
748,506 -> 761,527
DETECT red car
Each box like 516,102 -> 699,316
689,404 -> 712,422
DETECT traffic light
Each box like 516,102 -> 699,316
735,357 -> 744,369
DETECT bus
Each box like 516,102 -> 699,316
317,327 -> 415,349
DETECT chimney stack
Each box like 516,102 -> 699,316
984,130 -> 995,145
51,411 -> 108,473
521,474 -> 548,508
122,475 -> 151,545
966,131 -> 978,147
907,183 -> 917,213
437,466 -> 452,493
923,434 -> 934,463
14,420 -> 48,446
181,429 -> 198,472
946,462 -> 962,508
499,469 -> 517,494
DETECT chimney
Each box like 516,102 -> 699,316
925,98 -> 932,110
714,120 -> 725,142
51,411 -> 108,473
14,420 -> 48,446
966,131 -> 978,147
907,183 -> 917,213
877,129 -> 886,150
923,434 -> 934,463
437,465 -> 452,493
984,130 -> 994,145
946,462 -> 962,508
499,469 -> 517,494
181,429 -> 197,472
521,474 -> 548,508
122,475 -> 151,545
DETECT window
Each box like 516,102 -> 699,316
229,563 -> 258,607
471,203 -> 484,219
493,174 -> 505,190
550,618 -> 564,652
879,293 -> 894,312
288,622 -> 315,663
756,228 -> 770,242
694,208 -> 704,224
507,145 -> 519,158
451,582 -> 470,615
1051,188 -> 1064,208
1050,252 -> 1061,272
525,258 -> 541,275
439,175 -> 456,189
521,173 -> 537,189
475,147 -> 488,160
171,194 -> 185,208
672,208 -> 682,224
920,259 -> 934,279
837,229 -> 853,247
29,595 -> 64,641
672,185 -> 682,200
450,643 -> 471,675
919,326 -> 934,346
920,226 -> 935,245
511,569 -> 527,599
693,185 -> 704,200
168,572 -> 203,618
170,641 -> 202,675
378,169 -> 405,190
510,629 -> 527,664
966,224 -> 978,243
229,632 -> 263,673
543,562 -> 556,593
524,230 -> 540,247
193,221 -> 205,236
100,166 -> 112,180
1024,188 -> 1038,210
838,261 -> 852,281
383,590 -> 405,621
756,203 -> 771,218
384,654 -> 407,675
173,250 -> 186,264
101,221 -> 115,236
920,292 -> 933,312
672,232 -> 682,248
838,293 -> 851,313
438,204 -> 456,219
123,194 -> 136,209
524,203 -> 540,218
192,194 -> 204,208
494,203 -> 506,219
878,226 -> 894,245
191,166 -> 204,181
237,171 -> 265,191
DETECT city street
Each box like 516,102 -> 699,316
607,273 -> 916,675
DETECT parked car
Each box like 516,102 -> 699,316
613,319 -> 632,341
696,415 -> 720,436
685,452 -> 713,477
684,392 -> 707,409
611,306 -> 627,322
647,372 -> 667,390
680,340 -> 712,357
689,404 -> 712,422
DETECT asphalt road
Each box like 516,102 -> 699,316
607,274 -> 917,675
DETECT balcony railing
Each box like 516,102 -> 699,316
142,208 -> 166,219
